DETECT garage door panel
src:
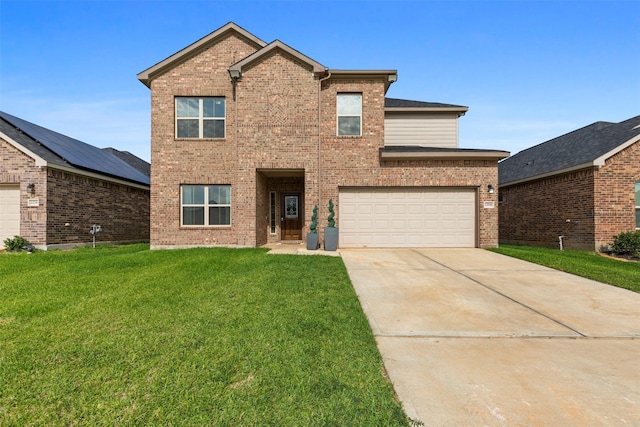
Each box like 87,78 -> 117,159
340,188 -> 476,248
0,186 -> 21,242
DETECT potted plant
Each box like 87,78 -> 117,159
324,199 -> 339,251
306,205 -> 319,250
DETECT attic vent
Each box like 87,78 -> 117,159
633,124 -> 640,130
524,160 -> 535,167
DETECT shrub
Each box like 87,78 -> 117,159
3,235 -> 32,252
610,230 -> 640,255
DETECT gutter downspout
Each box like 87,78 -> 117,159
318,70 -> 332,222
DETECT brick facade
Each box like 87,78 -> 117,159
146,29 -> 500,249
1,137 -> 150,249
499,141 -> 640,251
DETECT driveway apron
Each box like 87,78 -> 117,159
340,248 -> 640,426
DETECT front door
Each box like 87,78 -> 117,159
281,193 -> 302,240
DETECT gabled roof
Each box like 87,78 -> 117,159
137,22 -> 267,87
385,98 -> 468,114
103,148 -> 151,177
0,111 -> 150,187
138,22 -> 398,93
229,39 -> 325,75
499,115 -> 640,186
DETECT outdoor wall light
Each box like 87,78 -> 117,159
488,184 -> 494,194
26,183 -> 35,194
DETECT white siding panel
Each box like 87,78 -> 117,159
0,186 -> 20,242
339,188 -> 476,248
384,113 -> 459,148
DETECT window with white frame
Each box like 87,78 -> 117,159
181,185 -> 231,226
176,97 -> 225,138
636,182 -> 640,229
337,93 -> 362,136
270,191 -> 277,234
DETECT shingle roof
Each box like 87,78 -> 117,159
499,115 -> 640,186
0,111 -> 150,186
103,148 -> 151,177
385,98 -> 467,110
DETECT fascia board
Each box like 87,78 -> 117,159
47,164 -> 151,190
385,106 -> 469,113
499,162 -> 596,187
380,150 -> 510,161
229,40 -> 325,74
0,130 -> 49,167
592,133 -> 640,166
327,69 -> 398,76
137,22 -> 267,87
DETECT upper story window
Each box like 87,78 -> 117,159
176,97 -> 225,139
337,93 -> 362,136
181,184 -> 231,226
635,182 -> 640,228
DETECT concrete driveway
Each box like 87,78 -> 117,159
340,248 -> 640,426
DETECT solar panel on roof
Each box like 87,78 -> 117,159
0,111 -> 149,185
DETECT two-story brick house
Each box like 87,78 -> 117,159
138,22 -> 508,249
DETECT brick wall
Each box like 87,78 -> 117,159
147,32 -> 500,248
0,138 -> 48,245
1,137 -> 150,248
499,141 -> 640,251
499,169 -> 597,250
594,141 -> 640,249
46,169 -> 150,246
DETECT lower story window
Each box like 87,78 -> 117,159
182,185 -> 231,226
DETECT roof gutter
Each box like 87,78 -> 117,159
499,162 -> 597,187
380,150 -> 510,161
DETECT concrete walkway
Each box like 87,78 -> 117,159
340,248 -> 640,426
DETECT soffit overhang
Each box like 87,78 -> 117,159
137,22 -> 267,87
327,69 -> 398,94
380,147 -> 510,162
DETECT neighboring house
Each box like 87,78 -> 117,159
0,111 -> 151,249
499,115 -> 640,251
137,22 -> 508,249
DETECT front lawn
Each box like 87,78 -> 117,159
0,244 -> 409,426
489,245 -> 640,293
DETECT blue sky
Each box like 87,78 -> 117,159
1,0 -> 638,162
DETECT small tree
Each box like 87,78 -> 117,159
327,199 -> 336,228
310,205 -> 318,234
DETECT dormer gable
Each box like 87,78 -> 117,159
228,40 -> 326,77
137,22 -> 267,87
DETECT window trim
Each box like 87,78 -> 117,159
337,93 -> 362,137
269,191 -> 277,234
180,185 -> 231,227
175,97 -> 226,139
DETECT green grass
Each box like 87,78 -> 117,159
0,244 -> 409,426
489,245 -> 640,293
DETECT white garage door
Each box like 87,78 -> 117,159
339,188 -> 476,248
0,186 -> 21,242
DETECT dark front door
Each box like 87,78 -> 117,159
281,193 -> 302,240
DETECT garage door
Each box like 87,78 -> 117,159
339,188 -> 476,248
0,186 -> 20,242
